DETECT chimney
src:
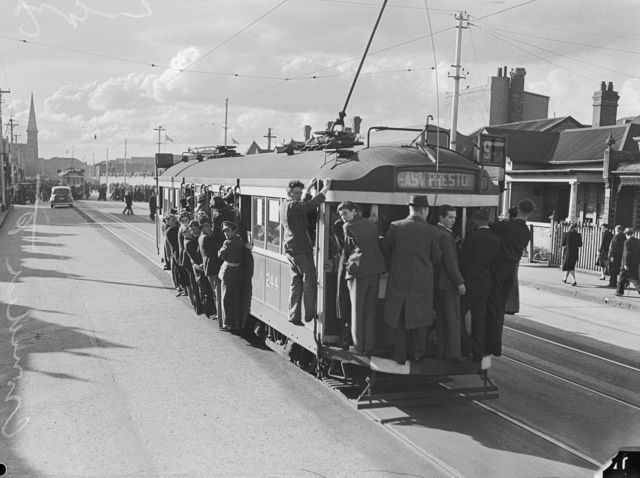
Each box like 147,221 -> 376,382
497,67 -> 502,77
508,67 -> 526,123
352,116 -> 362,135
304,125 -> 312,141
592,81 -> 619,127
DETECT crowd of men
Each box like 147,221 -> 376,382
600,224 -> 640,297
278,178 -> 536,365
107,183 -> 156,202
162,191 -> 252,332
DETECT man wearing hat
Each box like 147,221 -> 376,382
608,225 -> 626,288
615,228 -> 640,297
195,191 -> 209,219
485,198 -> 535,357
280,177 -> 332,325
218,220 -> 244,328
381,195 -> 441,364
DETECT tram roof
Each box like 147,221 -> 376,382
159,144 -> 480,190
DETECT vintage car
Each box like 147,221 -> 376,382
50,186 -> 73,208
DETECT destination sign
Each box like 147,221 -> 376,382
396,170 -> 476,191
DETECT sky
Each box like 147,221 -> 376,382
0,0 -> 639,162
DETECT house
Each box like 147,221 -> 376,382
480,82 -> 640,228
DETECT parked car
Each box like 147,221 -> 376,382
50,186 -> 73,208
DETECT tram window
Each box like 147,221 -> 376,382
252,197 -> 266,249
266,198 -> 281,253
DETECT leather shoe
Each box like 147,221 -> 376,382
288,319 -> 303,326
395,358 -> 406,365
615,292 -> 624,297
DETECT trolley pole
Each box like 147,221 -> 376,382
448,11 -> 468,151
0,88 -> 10,211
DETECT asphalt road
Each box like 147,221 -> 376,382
1,199 -> 638,478
0,203 -> 443,478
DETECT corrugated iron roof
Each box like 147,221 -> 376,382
550,125 -> 626,162
483,128 -> 558,165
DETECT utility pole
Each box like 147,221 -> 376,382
8,118 -> 17,184
449,11 -> 468,151
0,88 -> 10,211
263,128 -> 276,151
154,125 -> 165,153
223,98 -> 228,146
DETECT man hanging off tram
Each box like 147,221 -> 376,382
280,177 -> 332,325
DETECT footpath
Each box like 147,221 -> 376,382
518,260 -> 640,313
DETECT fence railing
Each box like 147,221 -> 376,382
529,222 -> 640,271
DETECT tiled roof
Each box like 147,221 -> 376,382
550,125 -> 627,162
482,127 -> 558,165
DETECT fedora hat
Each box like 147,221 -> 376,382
624,227 -> 635,235
408,195 -> 429,207
210,196 -> 226,210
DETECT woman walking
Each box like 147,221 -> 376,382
561,223 -> 582,286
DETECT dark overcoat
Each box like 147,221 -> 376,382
381,215 -> 441,330
622,236 -> 640,278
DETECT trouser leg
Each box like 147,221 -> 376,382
286,254 -> 304,323
408,326 -> 427,358
300,254 -> 318,322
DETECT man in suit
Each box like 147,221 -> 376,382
339,201 -> 386,355
485,199 -> 535,357
434,205 -> 466,360
280,177 -> 332,325
459,209 -> 502,361
381,195 -> 441,364
615,228 -> 640,297
608,225 -> 626,288
199,217 -> 219,320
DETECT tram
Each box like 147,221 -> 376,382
158,125 -> 503,405
58,168 -> 86,200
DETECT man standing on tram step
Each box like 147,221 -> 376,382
615,228 -> 640,297
339,201 -> 386,356
183,220 -> 204,316
198,217 -> 219,320
434,205 -> 466,361
608,225 -> 626,289
484,198 -> 535,357
218,221 -> 244,329
381,195 -> 441,365
458,209 -> 502,362
195,192 -> 209,219
280,177 -> 332,325
333,214 -> 353,348
163,214 -> 183,292
211,195 -> 242,327
187,219 -> 216,318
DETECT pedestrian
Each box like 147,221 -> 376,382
615,228 -> 640,297
434,205 -> 466,361
459,209 -> 502,362
149,190 -> 157,221
280,177 -> 332,325
218,221 -> 244,329
381,195 -> 441,365
608,225 -> 626,288
561,222 -> 582,286
339,201 -> 386,356
122,189 -> 134,215
484,199 -> 535,357
598,224 -> 613,280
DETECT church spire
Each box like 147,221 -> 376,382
27,93 -> 37,134
27,93 -> 38,161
